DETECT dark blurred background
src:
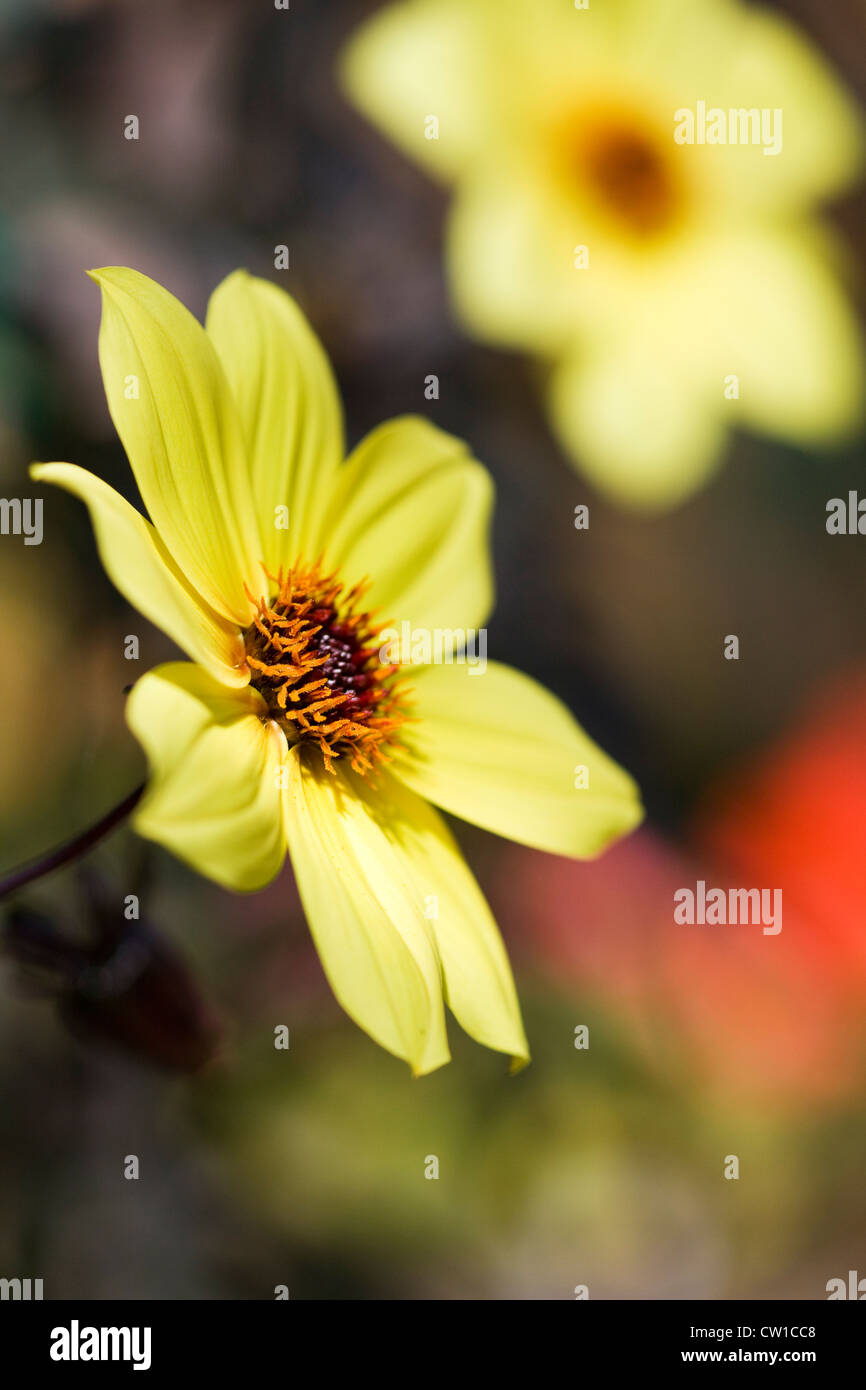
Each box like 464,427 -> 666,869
1,0 -> 865,1299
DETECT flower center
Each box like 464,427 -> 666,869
562,105 -> 683,239
243,562 -> 409,776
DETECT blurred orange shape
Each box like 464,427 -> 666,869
498,672 -> 866,1107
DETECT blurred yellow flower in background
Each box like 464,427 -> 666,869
342,0 -> 866,507
30,267 -> 642,1076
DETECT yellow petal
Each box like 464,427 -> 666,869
392,661 -> 643,858
340,0 -> 487,182
362,768 -> 529,1069
342,0 -> 602,180
91,267 -> 261,623
206,271 -> 344,573
127,663 -> 286,892
549,221 -> 865,508
316,415 -> 494,637
448,176 -> 576,355
548,338 -> 726,510
696,228 -> 866,446
282,746 -> 450,1076
698,7 -> 864,214
31,462 -> 248,688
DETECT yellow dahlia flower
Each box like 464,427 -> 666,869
31,267 -> 642,1074
342,0 -> 866,507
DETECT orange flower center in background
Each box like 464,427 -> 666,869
563,105 -> 684,239
244,562 -> 410,776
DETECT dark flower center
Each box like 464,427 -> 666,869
243,562 -> 409,776
562,106 -> 684,238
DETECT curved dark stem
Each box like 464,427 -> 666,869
0,784 -> 146,903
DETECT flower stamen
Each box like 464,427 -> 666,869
243,561 -> 410,776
